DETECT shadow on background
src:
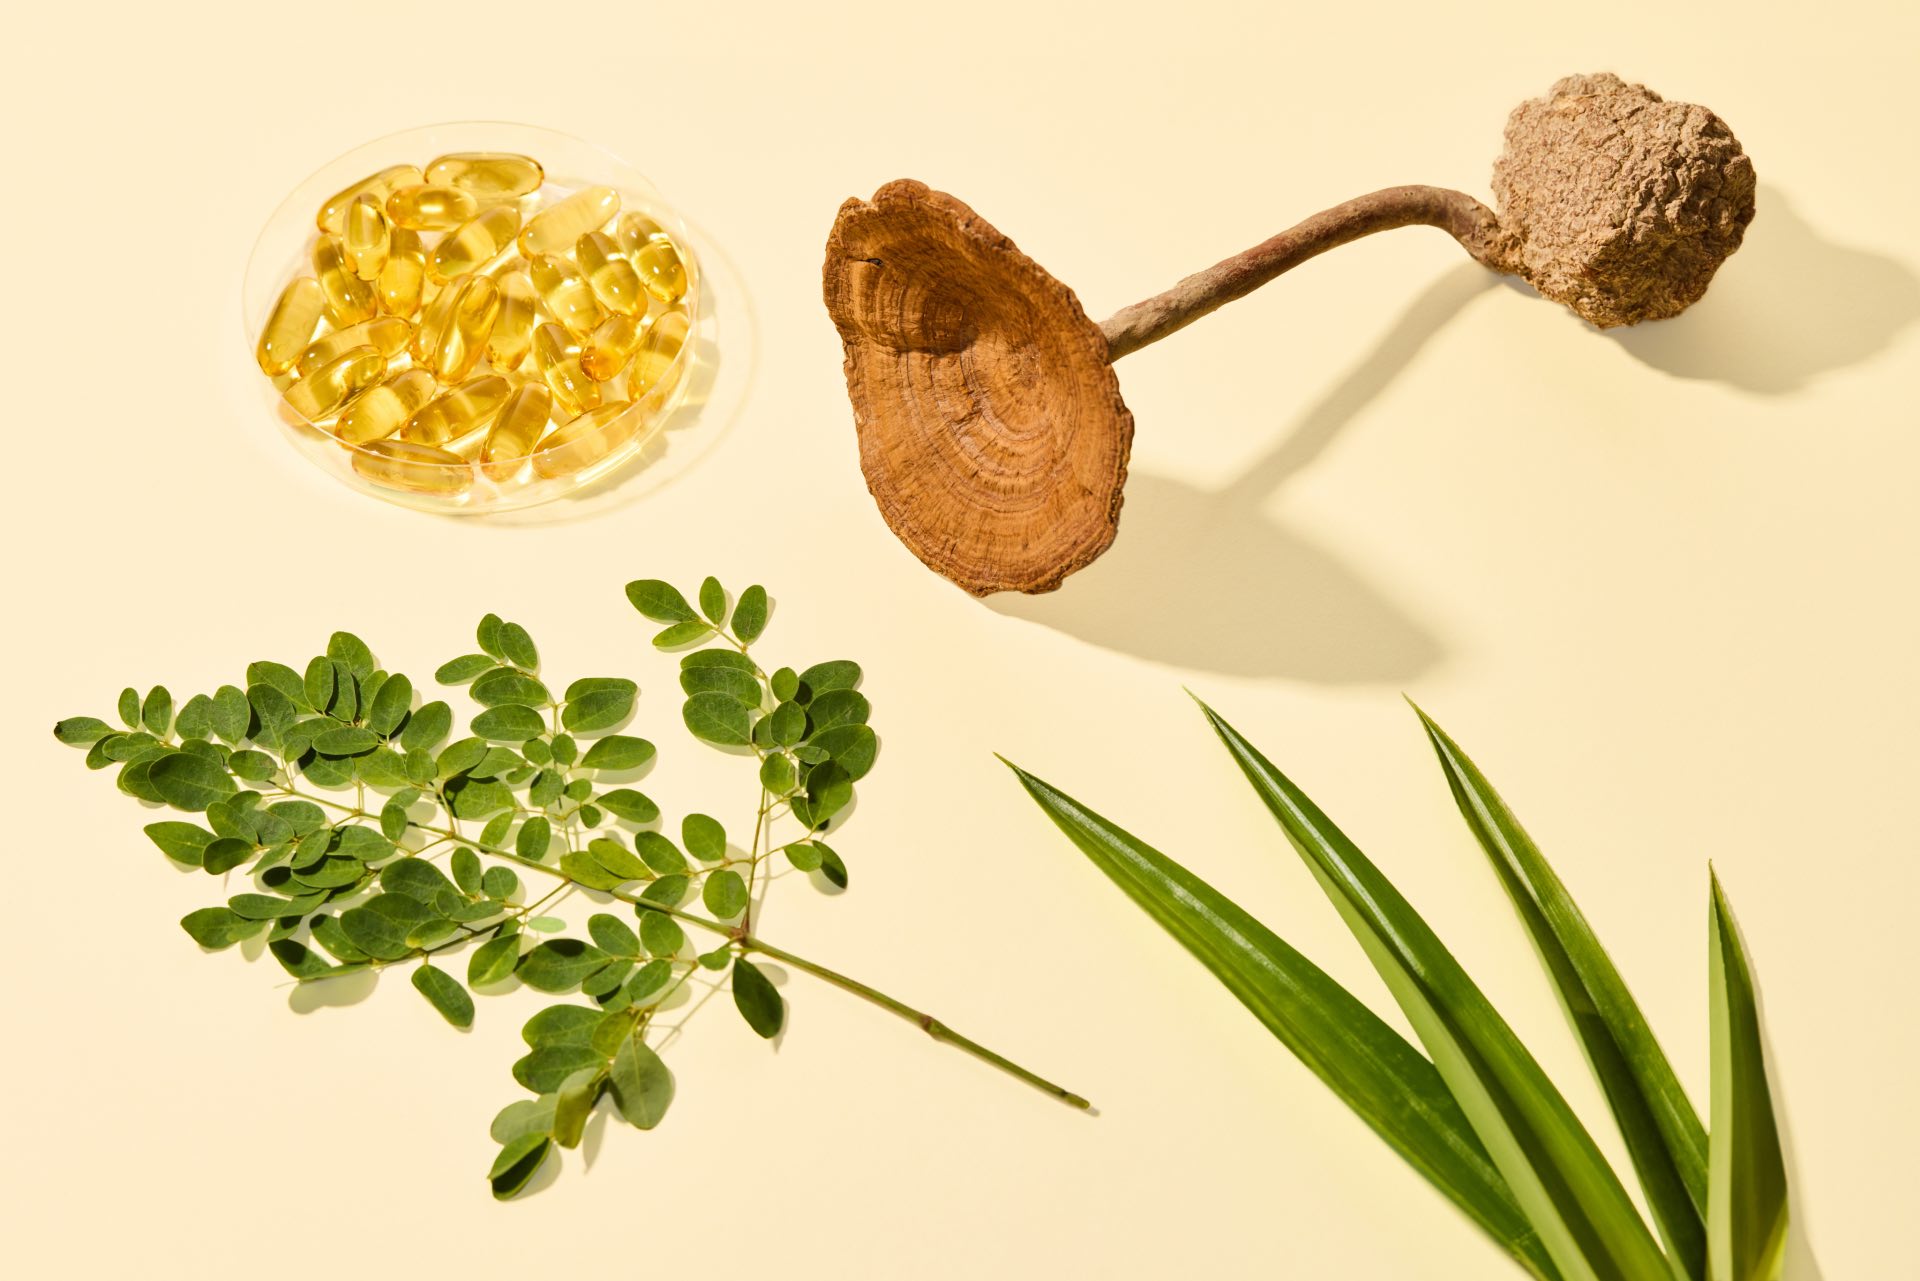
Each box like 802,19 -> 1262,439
1611,185 -> 1920,394
989,264 -> 1495,680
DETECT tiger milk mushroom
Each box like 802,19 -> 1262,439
822,73 -> 1756,596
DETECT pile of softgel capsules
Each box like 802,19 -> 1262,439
256,152 -> 694,496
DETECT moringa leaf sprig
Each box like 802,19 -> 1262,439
53,575 -> 1088,1199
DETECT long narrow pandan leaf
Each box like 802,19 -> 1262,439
1006,760 -> 1561,1281
1200,703 -> 1673,1281
1707,874 -> 1788,1281
1415,705 -> 1707,1280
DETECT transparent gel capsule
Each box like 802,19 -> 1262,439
531,401 -> 637,479
316,164 -> 423,235
335,369 -> 436,445
285,344 -> 384,421
528,254 -> 605,340
634,238 -> 688,304
314,237 -> 378,326
257,276 -> 325,375
481,382 -> 553,481
432,275 -> 502,384
531,322 -> 602,418
296,316 -> 413,377
352,439 -> 474,496
424,152 -> 544,200
400,375 -> 512,447
379,227 -> 428,318
576,231 -> 644,315
429,205 -> 521,282
580,312 -> 645,381
518,185 -> 619,258
410,275 -> 465,365
487,271 -> 538,371
614,211 -> 667,255
628,309 -> 691,398
342,193 -> 391,281
385,183 -> 479,231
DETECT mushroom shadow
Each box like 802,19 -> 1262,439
988,264 -> 1496,681
1609,185 -> 1920,394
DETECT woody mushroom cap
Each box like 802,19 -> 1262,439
822,181 -> 1134,597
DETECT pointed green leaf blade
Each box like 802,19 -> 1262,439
1201,704 -> 1671,1281
1708,874 -> 1788,1281
1007,760 -> 1559,1281
1418,706 -> 1706,1277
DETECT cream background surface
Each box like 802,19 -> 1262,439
4,2 -> 1915,1277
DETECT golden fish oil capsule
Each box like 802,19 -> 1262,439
352,439 -> 474,496
614,211 -> 666,255
410,274 -> 466,364
634,238 -> 688,304
531,322 -> 602,418
425,152 -> 544,200
285,345 -> 384,421
316,164 -> 423,234
385,183 -> 478,231
528,254 -> 605,339
400,375 -> 512,447
532,401 -> 635,479
314,237 -> 377,326
296,316 -> 413,377
379,227 -> 427,318
430,205 -> 521,282
580,312 -> 645,381
342,194 -> 391,281
518,185 -> 619,257
336,368 -> 436,445
481,382 -> 553,480
257,276 -> 326,375
576,231 -> 644,315
432,275 -> 502,384
488,271 -> 538,371
628,309 -> 691,398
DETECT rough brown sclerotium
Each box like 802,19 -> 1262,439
1492,73 -> 1756,328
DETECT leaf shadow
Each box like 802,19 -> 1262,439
286,966 -> 379,1012
990,264 -> 1496,680
1609,184 -> 1920,394
1755,949 -> 1826,1281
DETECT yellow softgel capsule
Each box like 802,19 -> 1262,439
531,322 -> 602,418
385,183 -> 479,232
296,316 -> 413,377
628,309 -> 692,398
335,368 -> 437,445
285,345 -> 385,421
257,276 -> 326,375
580,312 -> 645,381
634,238 -> 688,304
342,194 -> 391,281
481,382 -> 553,481
351,439 -> 474,496
379,227 -> 427,318
528,254 -> 605,340
614,211 -> 667,255
313,237 -> 377,326
532,401 -> 637,479
432,275 -> 502,385
424,152 -> 544,200
518,185 -> 619,258
400,375 -> 512,447
316,164 -> 423,235
576,231 -> 644,316
410,274 -> 465,364
488,271 -> 538,371
430,205 -> 521,282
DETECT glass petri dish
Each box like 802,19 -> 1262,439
243,122 -> 713,515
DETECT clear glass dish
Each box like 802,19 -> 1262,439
243,122 -> 715,515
